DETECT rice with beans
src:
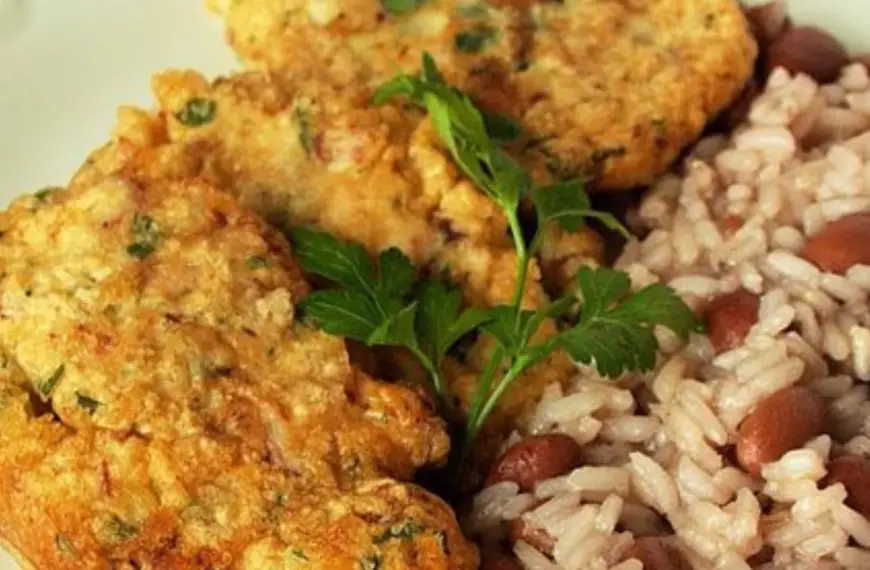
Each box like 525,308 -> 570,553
466,62 -> 870,570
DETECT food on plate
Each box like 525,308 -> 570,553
702,287 -> 760,353
484,434 -> 583,492
0,169 -> 476,569
71,66 -> 607,465
205,0 -> 757,190
822,455 -> 870,520
734,386 -> 826,475
465,47 -> 870,568
764,26 -> 849,85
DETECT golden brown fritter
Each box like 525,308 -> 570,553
72,69 -> 602,458
206,0 -> 757,190
0,172 -> 475,569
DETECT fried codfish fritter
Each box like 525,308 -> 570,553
0,172 -> 476,569
72,69 -> 602,466
205,0 -> 757,190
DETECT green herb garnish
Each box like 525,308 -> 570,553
291,547 -> 308,561
175,98 -> 216,127
374,521 -> 426,544
54,534 -> 75,557
292,54 -> 699,451
126,213 -> 160,260
37,365 -> 64,398
294,107 -> 314,156
247,255 -> 271,270
454,26 -> 497,53
104,516 -> 138,543
74,393 -> 101,415
33,188 -> 53,202
380,0 -> 427,15
360,554 -> 382,570
482,110 -> 521,143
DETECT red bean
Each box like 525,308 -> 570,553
704,288 -> 759,354
744,1 -> 791,51
800,213 -> 870,274
823,455 -> 870,519
486,434 -> 583,492
736,386 -> 826,476
766,26 -> 849,84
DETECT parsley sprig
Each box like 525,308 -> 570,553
290,55 -> 700,451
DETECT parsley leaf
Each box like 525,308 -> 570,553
300,290 -> 382,342
289,227 -> 375,292
556,268 -> 700,377
416,280 -> 492,362
289,228 -> 448,397
531,181 -> 629,238
297,53 -> 702,453
376,248 -> 416,300
368,303 -> 418,346
482,110 -> 521,142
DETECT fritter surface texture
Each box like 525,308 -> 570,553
207,0 -> 757,189
0,171 -> 475,569
74,69 -> 602,466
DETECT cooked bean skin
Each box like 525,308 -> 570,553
823,455 -> 870,518
506,518 -> 555,555
704,288 -> 759,353
486,434 -> 583,492
736,386 -> 826,476
766,26 -> 849,84
800,213 -> 870,274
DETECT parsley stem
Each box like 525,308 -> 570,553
408,344 -> 447,401
506,211 -> 529,317
462,345 -> 505,456
466,355 -> 531,444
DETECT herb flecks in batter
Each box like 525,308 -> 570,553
54,534 -> 76,557
454,26 -> 497,54
33,188 -> 53,202
126,213 -> 160,260
374,521 -> 426,544
360,553 -> 382,570
103,516 -> 138,543
292,55 -> 700,450
247,255 -> 270,270
294,107 -> 314,156
37,364 -> 65,398
175,98 -> 216,127
75,393 -> 102,415
380,0 -> 427,15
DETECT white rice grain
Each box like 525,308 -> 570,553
765,250 -> 822,286
832,503 -> 870,547
568,467 -> 631,497
628,452 -> 679,516
599,416 -> 660,444
762,449 -> 827,483
850,326 -> 870,380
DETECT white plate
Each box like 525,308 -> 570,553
0,0 -> 235,197
0,1 -> 868,569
